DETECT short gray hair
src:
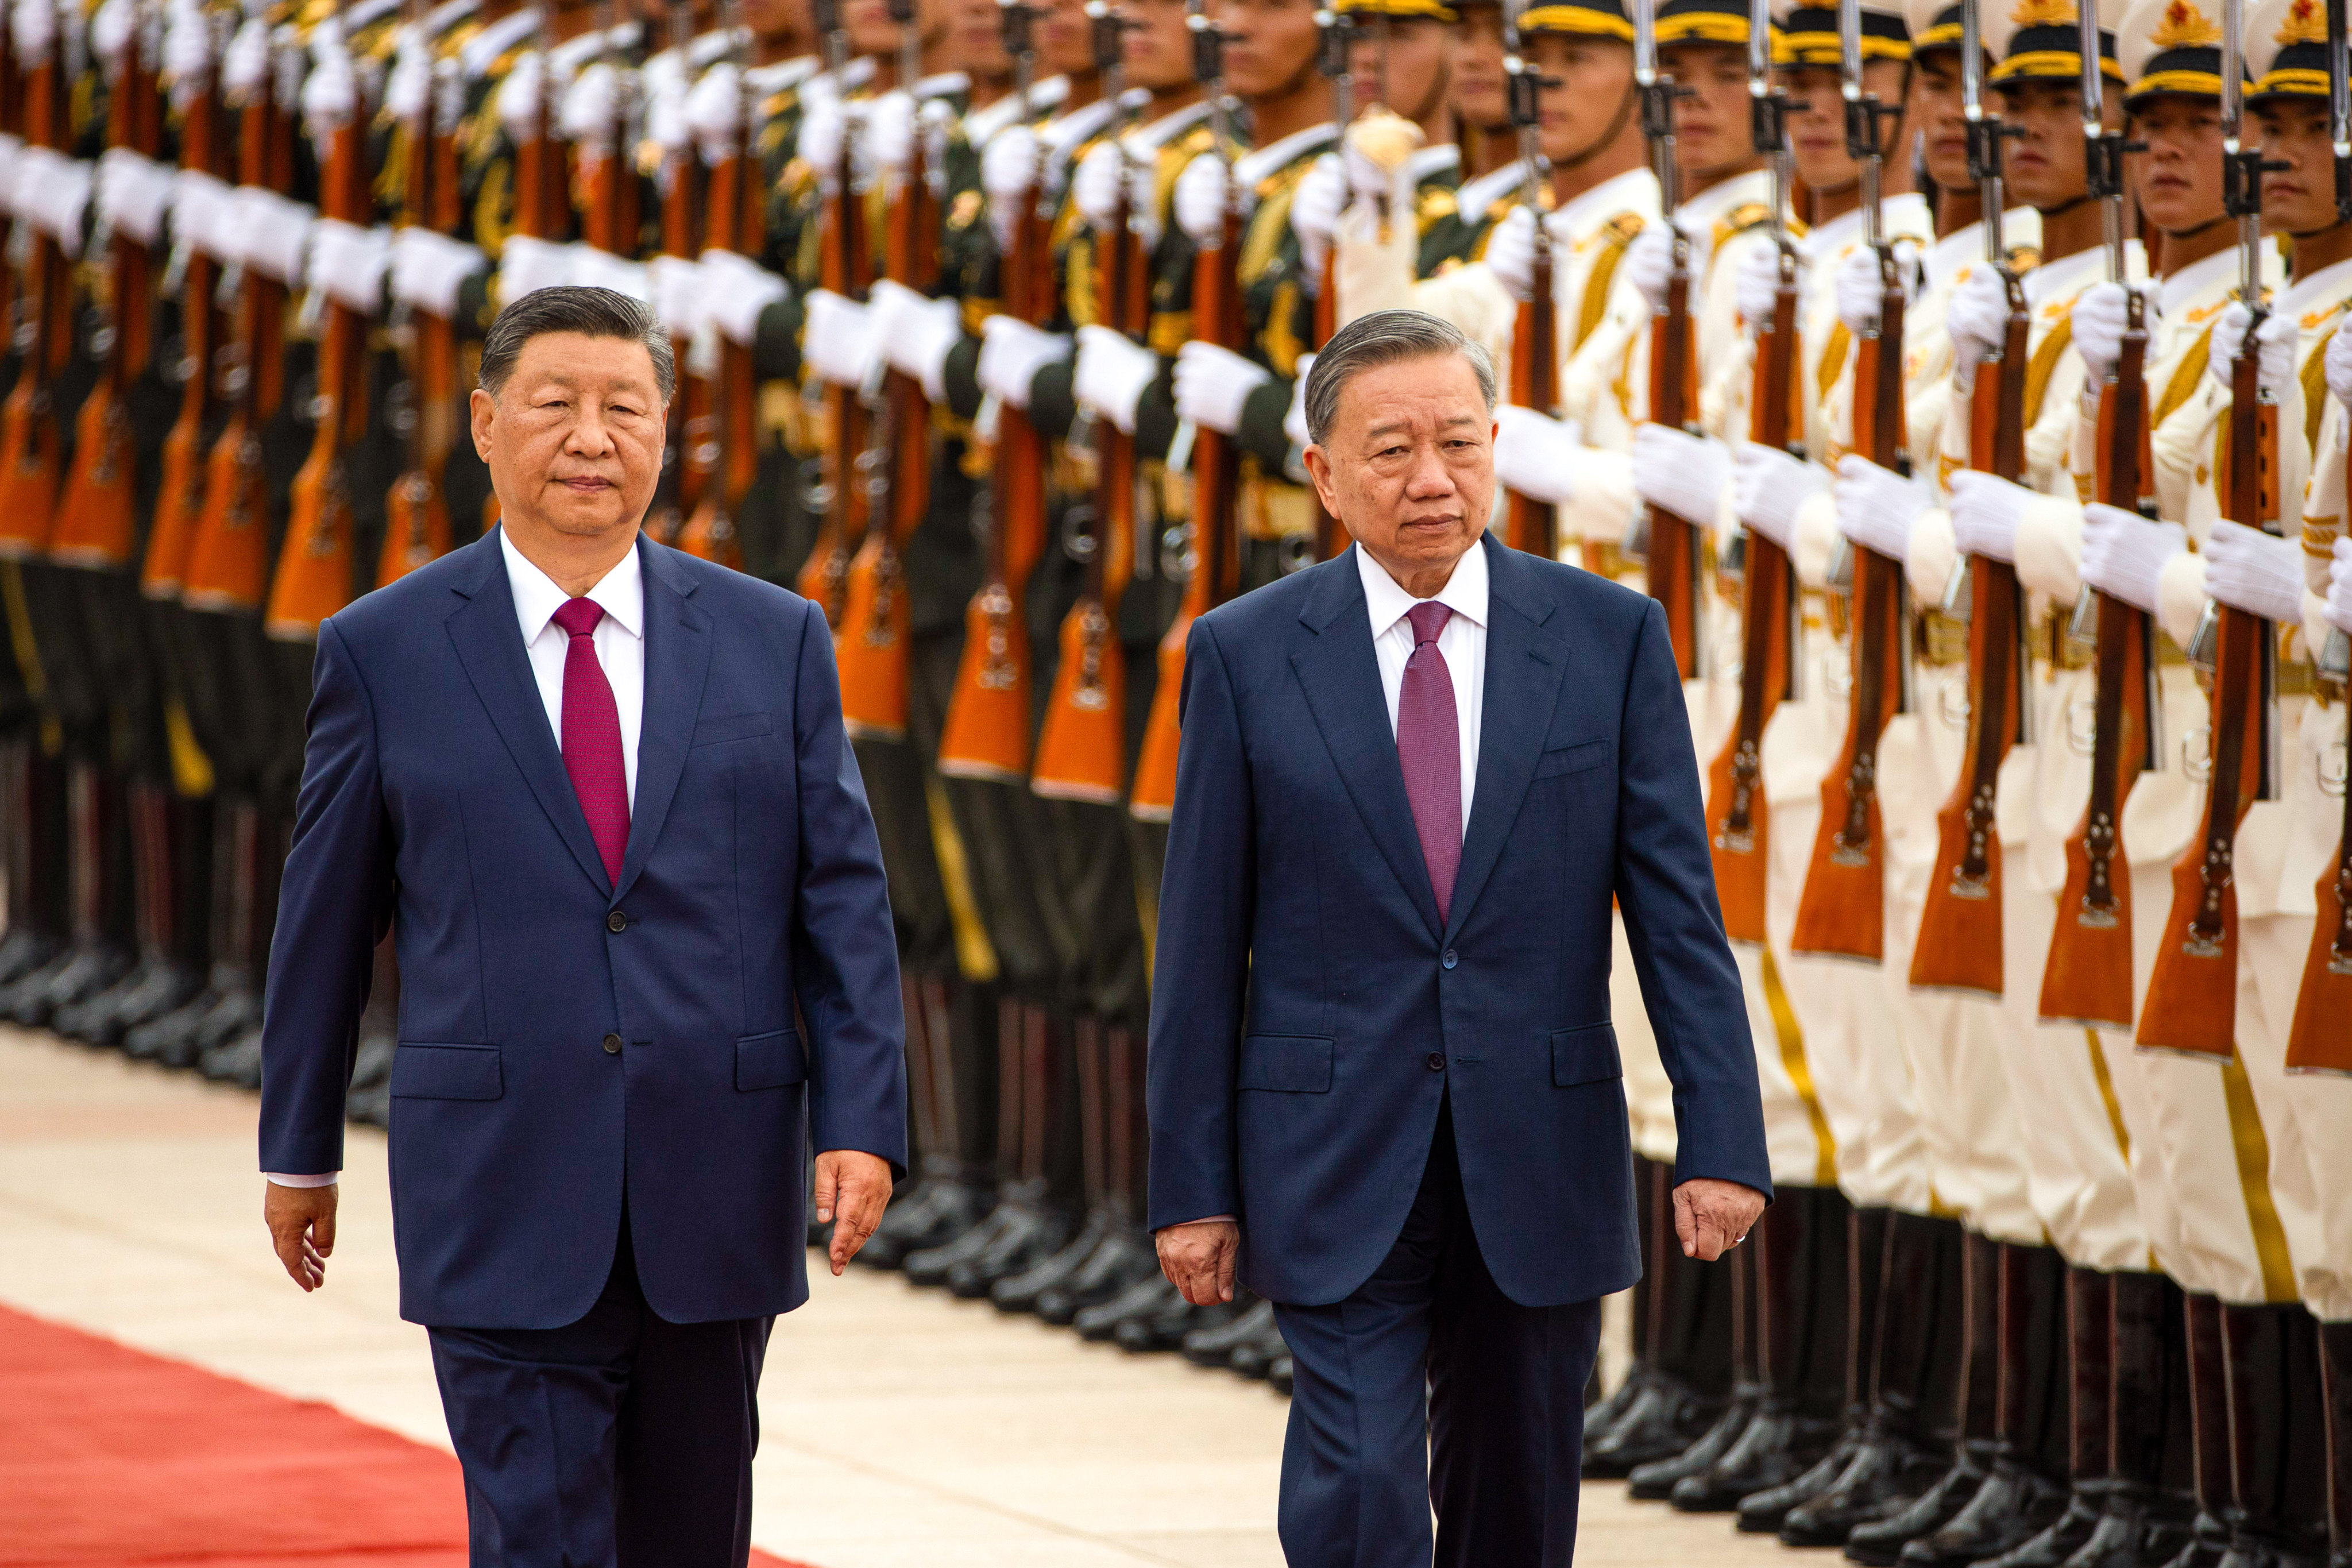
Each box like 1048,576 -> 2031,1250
478,285 -> 676,404
1303,308 -> 1496,447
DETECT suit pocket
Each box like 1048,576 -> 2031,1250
1238,1034 -> 1335,1093
736,1028 -> 808,1091
1535,738 -> 1609,779
693,710 -> 773,748
391,1043 -> 504,1100
1550,1024 -> 1622,1087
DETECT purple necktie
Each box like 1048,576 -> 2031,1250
1398,600 -> 1461,923
553,597 -> 629,886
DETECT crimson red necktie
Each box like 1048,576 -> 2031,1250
553,597 -> 629,886
1397,600 -> 1461,923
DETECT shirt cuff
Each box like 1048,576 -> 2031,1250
265,1172 -> 342,1188
1161,1214 -> 1235,1228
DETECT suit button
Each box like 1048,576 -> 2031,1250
607,910 -> 628,933
603,1033 -> 622,1055
1426,1053 -> 1446,1072
1441,949 -> 1458,970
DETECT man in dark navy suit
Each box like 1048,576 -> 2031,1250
1148,309 -> 1771,1567
257,288 -> 906,1566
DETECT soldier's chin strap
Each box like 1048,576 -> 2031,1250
1551,81 -> 1637,173
2161,213 -> 2230,244
2034,192 -> 2092,220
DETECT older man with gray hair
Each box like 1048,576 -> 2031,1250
1147,308 -> 1770,1566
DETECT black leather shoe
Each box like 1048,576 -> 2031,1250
53,955 -> 161,1042
860,1175 -> 994,1272
904,1195 -> 1025,1288
1269,1355 -> 1293,1396
0,929 -> 58,988
1034,1226 -> 1158,1324
1585,1370 -> 1725,1478
945,1199 -> 1072,1298
993,1209 -> 1115,1315
149,975 -> 260,1071
1583,1363 -> 1655,1453
1627,1392 -> 1758,1501
2156,1514 -> 2235,1568
1740,1427 -> 1861,1533
124,976 -> 225,1063
1114,1284 -> 1232,1353
1779,1430 -> 1948,1546
1073,1273 -> 1180,1343
199,1024 -> 265,1088
1898,1460 -> 2069,1567
1982,1488 -> 2111,1567
2063,1489 -> 2197,1568
1670,1407 -> 1841,1512
1184,1297 -> 1273,1368
1226,1312 -> 1292,1379
3,943 -> 133,1028
1845,1446 -> 1995,1566
64,957 -> 203,1048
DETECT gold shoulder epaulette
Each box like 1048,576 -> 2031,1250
1416,187 -> 1458,232
1598,211 -> 1646,246
1714,202 -> 1771,249
2006,242 -> 2041,273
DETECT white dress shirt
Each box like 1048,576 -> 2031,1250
265,535 -> 648,1190
1357,539 -> 1487,837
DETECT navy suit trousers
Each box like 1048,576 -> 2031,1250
1273,1101 -> 1602,1568
427,1216 -> 774,1568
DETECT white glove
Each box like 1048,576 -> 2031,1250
96,148 -> 171,246
869,276 -> 961,402
1631,423 -> 1730,524
862,89 -> 917,177
1834,453 -> 1931,559
2206,303 -> 2297,397
1071,138 -> 1120,236
1732,442 -> 1826,550
982,125 -> 1038,252
2327,322 -> 2352,413
1482,207 -> 1547,306
496,232 -> 573,302
2079,502 -> 2185,615
2069,281 -> 2159,388
1947,469 -> 2034,563
300,30 -> 357,145
1291,154 -> 1343,287
1621,222 -> 1674,315
26,154 -> 92,256
1174,340 -> 1272,435
306,218 -> 391,312
169,168 -> 236,262
1833,239 -> 1918,334
1945,265 -> 2010,376
494,50 -> 548,142
383,23 -> 429,122
805,287 -> 885,388
13,0 -> 58,67
697,249 -> 787,345
1284,352 -> 1314,451
1735,240 -> 1787,332
559,60 -> 620,152
1073,324 -> 1157,433
220,14 -> 269,96
388,226 -> 484,316
2203,519 -> 2306,622
1493,404 -> 1581,506
2326,537 -> 2352,637
649,253 -> 707,339
976,314 -> 1069,410
1173,153 -> 1238,246
234,188 -> 314,281
798,91 -> 846,192
567,245 -> 648,302
686,61 -> 744,165
90,0 -> 133,68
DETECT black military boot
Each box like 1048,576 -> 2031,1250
998,1017 -> 1143,1315
0,745 -> 67,989
1184,1296 -> 1274,1368
945,1005 -> 1078,1297
2067,1272 -> 2196,1568
1899,1242 -> 2071,1567
2155,1293 -> 2241,1568
865,979 -> 997,1270
1848,1229 -> 2005,1565
6,760 -> 134,1026
1980,1266 -> 2115,1567
1589,1160 -> 1736,1477
1781,1211 -> 1965,1546
907,997 -> 1033,1288
1585,1158 -> 1667,1455
2215,1304 -> 2330,1568
1073,1273 -> 1180,1343
1748,1204 -> 1895,1534
1631,1235 -> 1763,1500
1671,1185 -> 1845,1512
2318,1318 -> 2351,1568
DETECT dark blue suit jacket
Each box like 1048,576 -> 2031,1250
1146,535 -> 1771,1309
258,530 -> 907,1330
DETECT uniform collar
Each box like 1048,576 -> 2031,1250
500,528 -> 646,644
1454,157 -> 1532,228
1124,96 -> 1212,152
461,7 -> 542,79
2021,244 -> 2105,308
1403,142 -> 1460,183
1554,167 -> 1655,235
2280,255 -> 2352,325
1231,121 -> 1338,188
1355,534 -> 1490,643
2159,246 -> 2239,316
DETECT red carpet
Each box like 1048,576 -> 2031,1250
0,1304 -> 813,1567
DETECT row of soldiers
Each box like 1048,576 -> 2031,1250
0,0 -> 2348,1557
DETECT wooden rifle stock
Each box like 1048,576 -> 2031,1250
2138,347 -> 2276,1057
1130,197 -> 1244,821
2040,299 -> 2158,1026
1034,162 -> 1149,802
1640,248 -> 1702,677
678,91 -> 760,574
146,65 -> 227,599
382,30 -> 462,586
1790,262 -> 1910,960
2285,771 -> 2352,1073
0,54 -> 71,558
1704,271 -> 1799,943
792,110 -> 868,622
1912,280 -> 2032,994
1504,239 -> 1557,559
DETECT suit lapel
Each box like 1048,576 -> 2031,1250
613,540 -> 712,903
1291,551 -> 1445,940
1445,538 -> 1570,943
443,530 -> 615,897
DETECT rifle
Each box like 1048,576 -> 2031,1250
269,0 -> 370,639
380,0 -> 462,584
2040,4 -> 2158,1025
1911,0 -> 2045,993
1311,3 -> 1350,560
1033,3 -> 1142,801
53,0 -> 168,570
578,1 -> 642,254
144,7 -> 231,598
835,0 -> 937,728
643,0 -> 707,546
1622,0 -> 1700,675
1790,0 -> 1913,961
2286,0 -> 2351,1072
1129,0 -> 1243,821
1703,0 -> 1800,943
937,0 -> 1055,782
183,12 -> 302,614
0,14 -> 75,558
791,0 -> 868,620
2138,0 -> 2280,1056
1500,1 -> 1559,560
677,1 -> 760,569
